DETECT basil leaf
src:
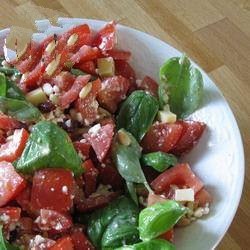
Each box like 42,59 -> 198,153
115,239 -> 175,250
87,196 -> 140,249
0,67 -> 20,76
126,181 -> 138,205
0,73 -> 7,96
71,68 -> 87,76
117,90 -> 159,141
139,200 -> 186,241
141,152 -> 177,172
0,225 -> 20,250
113,129 -> 146,184
159,55 -> 203,118
15,121 -> 83,175
6,80 -> 25,100
0,96 -> 41,122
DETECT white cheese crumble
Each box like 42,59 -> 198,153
43,83 -> 53,96
88,123 -> 101,135
175,188 -> 194,202
62,186 -> 68,194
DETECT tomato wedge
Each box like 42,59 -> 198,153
195,188 -> 212,207
137,76 -> 158,97
171,120 -> 206,155
71,230 -> 95,250
0,114 -> 22,131
75,60 -> 96,75
0,128 -> 29,162
36,209 -> 73,234
160,229 -> 174,242
73,141 -> 91,159
31,168 -> 75,212
151,163 -> 204,195
84,123 -> 114,162
51,71 -> 76,91
93,21 -> 116,51
58,74 -> 91,109
83,160 -> 99,197
0,161 -> 26,207
97,76 -> 130,113
141,122 -> 183,153
49,236 -> 74,250
105,49 -> 131,60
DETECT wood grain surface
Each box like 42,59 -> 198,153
0,0 -> 249,249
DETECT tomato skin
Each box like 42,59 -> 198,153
105,49 -> 131,60
195,188 -> 212,207
0,161 -> 26,207
115,60 -> 136,92
51,71 -> 76,91
49,236 -> 74,250
75,78 -> 101,125
36,209 -> 73,234
15,185 -> 32,213
75,60 -> 96,75
141,122 -> 183,153
97,76 -> 130,113
137,76 -> 158,97
83,160 -> 99,197
151,163 -> 204,195
58,74 -> 91,109
73,141 -> 91,159
0,207 -> 21,224
171,120 -> 206,155
30,235 -> 56,250
84,123 -> 114,162
160,229 -> 174,242
0,115 -> 22,131
93,21 -> 116,51
0,128 -> 29,162
71,230 -> 95,250
31,169 -> 75,212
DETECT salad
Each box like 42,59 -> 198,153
0,21 -> 212,250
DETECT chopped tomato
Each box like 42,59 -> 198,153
36,209 -> 73,234
71,230 -> 95,250
73,141 -> 91,159
58,74 -> 91,109
75,60 -> 96,75
30,235 -> 56,250
70,45 -> 100,65
105,49 -> 131,60
84,123 -> 114,162
195,188 -> 212,207
98,165 -> 123,190
151,163 -> 204,195
83,160 -> 99,197
0,207 -> 21,224
0,161 -> 26,207
15,185 -> 32,213
76,192 -> 119,212
97,76 -> 130,113
115,60 -> 136,91
160,229 -> 174,242
49,236 -> 74,250
0,128 -> 29,162
31,168 -> 75,212
19,217 -> 33,234
141,122 -> 183,153
171,120 -> 206,155
51,71 -> 76,91
0,114 -> 22,131
147,193 -> 167,206
137,76 -> 158,97
75,78 -> 101,125
93,21 -> 116,51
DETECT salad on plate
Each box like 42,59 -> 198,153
0,21 -> 212,250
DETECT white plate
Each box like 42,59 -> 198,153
2,18 -> 245,250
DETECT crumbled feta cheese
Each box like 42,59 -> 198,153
50,188 -> 55,192
65,119 -> 72,127
0,213 -> 10,224
62,186 -> 68,194
43,83 -> 53,96
88,123 -> 101,135
175,188 -> 194,202
53,85 -> 60,93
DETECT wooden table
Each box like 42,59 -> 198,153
0,0 -> 249,249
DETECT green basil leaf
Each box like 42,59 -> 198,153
115,239 -> 175,250
0,225 -> 20,250
6,80 -> 25,100
159,55 -> 203,118
112,129 -> 146,184
126,181 -> 138,205
87,196 -> 140,249
141,152 -> 177,172
0,96 -> 41,122
71,68 -> 87,76
117,90 -> 159,141
0,73 -> 7,97
0,67 -> 20,76
139,200 -> 186,241
15,121 -> 83,175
